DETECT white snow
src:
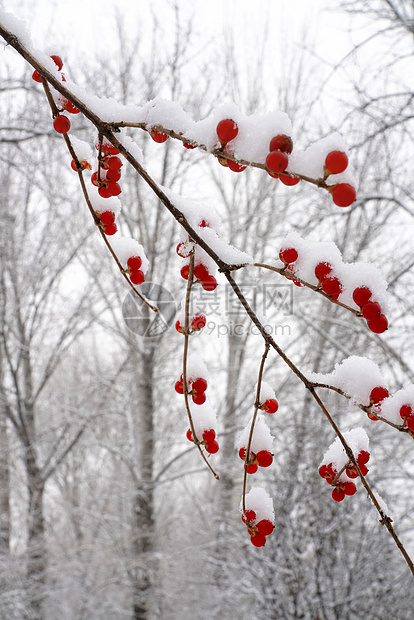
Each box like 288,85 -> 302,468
186,353 -> 208,382
242,486 -> 275,523
309,355 -> 386,406
320,427 -> 370,481
89,189 -> 122,218
109,236 -> 149,274
259,381 -> 276,404
236,414 -> 274,454
188,401 -> 217,440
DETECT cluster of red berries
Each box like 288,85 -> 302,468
95,209 -> 118,236
242,509 -> 274,547
367,385 -> 389,420
175,314 -> 207,334
125,255 -> 145,285
175,375 -> 208,405
186,427 -> 219,454
324,150 -> 356,208
180,262 -> 217,291
32,55 -> 80,135
352,286 -> 388,334
319,449 -> 370,502
177,225 -> 217,291
278,247 -> 388,334
238,446 -> 273,474
266,134 -> 300,186
91,141 -> 123,199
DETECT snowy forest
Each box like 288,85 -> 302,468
0,0 -> 414,618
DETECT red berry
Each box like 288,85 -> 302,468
194,264 -> 209,281
32,70 -> 42,83
227,159 -> 247,173
400,404 -> 413,421
180,264 -> 190,280
332,487 -> 345,502
176,242 -> 190,258
370,386 -> 389,404
331,183 -> 356,207
186,429 -> 193,442
205,440 -> 219,454
266,150 -> 288,174
239,447 -> 247,460
103,222 -> 117,236
175,379 -> 184,394
321,276 -> 342,298
183,142 -> 196,149
343,481 -> 357,496
256,450 -> 273,468
99,211 -> 115,226
107,181 -> 121,197
202,429 -> 216,443
191,377 -> 207,394
257,519 -> 274,536
246,464 -> 258,474
245,510 -> 256,523
407,415 -> 414,433
91,171 -> 100,187
314,262 -> 332,280
98,186 -> 111,199
318,464 -> 328,479
367,314 -> 388,334
150,130 -> 168,143
106,168 -> 121,182
261,398 -> 278,414
130,270 -> 145,285
202,275 -> 217,291
346,465 -> 358,479
175,320 -> 184,334
53,114 -> 71,134
359,463 -> 369,476
51,55 -> 63,70
279,174 -> 300,186
353,286 -> 372,307
192,391 -> 206,405
107,156 -> 122,170
191,314 -> 206,331
325,151 -> 348,174
127,256 -> 142,271
279,247 -> 298,264
269,134 -> 293,154
357,450 -> 370,465
362,301 -> 381,321
65,100 -> 80,114
216,119 -> 238,144
250,533 -> 267,547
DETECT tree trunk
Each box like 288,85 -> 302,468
132,348 -> 156,620
26,451 -> 46,620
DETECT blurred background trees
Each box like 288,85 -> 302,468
0,0 -> 413,618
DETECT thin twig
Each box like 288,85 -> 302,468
242,343 -> 270,516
